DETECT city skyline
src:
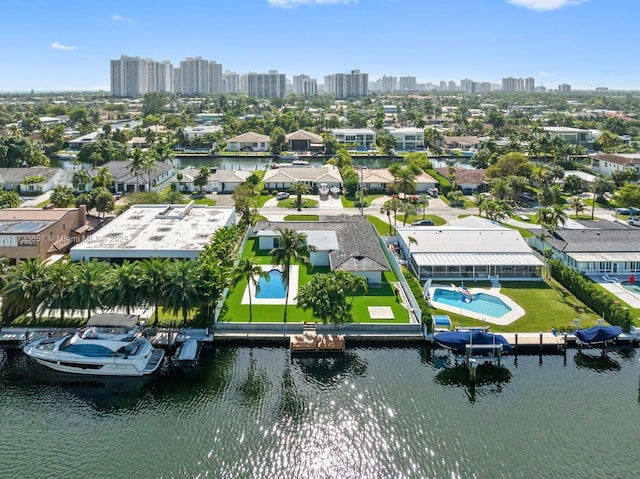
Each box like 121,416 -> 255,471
1,0 -> 638,92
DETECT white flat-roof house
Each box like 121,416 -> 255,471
360,168 -> 437,193
70,202 -> 236,261
330,128 -> 377,150
590,153 -> 640,177
263,165 -> 342,191
68,131 -> 100,150
253,215 -> 390,284
397,219 -> 543,281
384,127 -> 425,150
545,126 -> 593,150
226,132 -> 270,152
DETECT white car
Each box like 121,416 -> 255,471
628,217 -> 640,226
276,192 -> 290,200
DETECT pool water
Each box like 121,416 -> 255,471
621,281 -> 640,294
432,288 -> 512,318
256,269 -> 286,298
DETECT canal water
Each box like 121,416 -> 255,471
2,345 -> 639,478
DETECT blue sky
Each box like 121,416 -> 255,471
1,0 -> 637,92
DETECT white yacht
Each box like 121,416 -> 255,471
23,314 -> 164,376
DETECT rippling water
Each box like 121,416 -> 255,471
1,345 -> 640,479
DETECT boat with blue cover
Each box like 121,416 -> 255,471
434,330 -> 513,354
575,325 -> 622,345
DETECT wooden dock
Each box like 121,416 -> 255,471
290,323 -> 345,353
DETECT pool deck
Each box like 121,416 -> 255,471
589,275 -> 640,309
427,284 -> 525,326
241,265 -> 299,306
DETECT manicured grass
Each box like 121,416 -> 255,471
397,213 -> 447,226
430,279 -> 601,333
220,238 -> 410,323
256,195 -> 274,207
502,223 -> 536,238
277,198 -> 319,208
284,215 -> 319,221
367,215 -> 396,235
192,197 -> 217,206
36,199 -> 51,207
340,194 -> 384,208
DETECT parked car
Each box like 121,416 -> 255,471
615,207 -> 631,215
628,217 -> 640,226
427,187 -> 439,198
519,192 -> 536,202
628,207 -> 640,215
276,191 -> 290,200
411,219 -> 435,226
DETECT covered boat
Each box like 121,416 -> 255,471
575,325 -> 622,345
434,330 -> 512,354
23,314 -> 164,376
174,338 -> 201,368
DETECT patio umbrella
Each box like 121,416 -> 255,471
630,274 -> 636,285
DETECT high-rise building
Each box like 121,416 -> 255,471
324,70 -> 369,99
558,83 -> 572,93
380,75 -> 397,93
525,77 -> 535,93
223,71 -> 239,93
111,55 -> 174,97
399,76 -> 417,93
247,70 -> 286,98
293,74 -> 317,95
175,57 -> 223,95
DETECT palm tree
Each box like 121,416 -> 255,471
334,271 -> 368,306
139,257 -> 170,325
92,166 -> 113,189
567,196 -> 587,218
105,261 -> 142,315
142,152 -> 159,191
590,175 -> 615,220
390,167 -> 417,200
232,256 -> 268,323
490,178 -> 513,201
129,148 -> 145,192
380,201 -> 394,234
418,194 -> 429,219
45,260 -> 76,323
163,260 -> 203,325
72,169 -> 91,192
2,259 -> 47,323
269,228 -> 316,323
289,182 -> 312,212
50,185 -> 75,207
71,260 -> 110,320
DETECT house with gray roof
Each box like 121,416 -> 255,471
253,215 -> 390,284
285,129 -> 323,152
535,224 -> 640,276
98,160 -> 174,193
226,132 -> 270,152
171,167 -> 251,193
0,167 -> 72,194
360,168 -> 437,193
263,165 -> 342,191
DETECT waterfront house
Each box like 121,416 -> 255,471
226,132 -> 270,152
384,127 -> 425,151
253,215 -> 390,284
330,128 -> 377,150
285,130 -> 324,152
0,167 -> 72,194
590,153 -> 640,177
171,167 -> 251,193
359,168 -> 437,193
263,165 -> 342,191
98,160 -> 174,193
68,131 -> 100,150
434,167 -> 487,194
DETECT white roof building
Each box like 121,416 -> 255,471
70,202 -> 235,261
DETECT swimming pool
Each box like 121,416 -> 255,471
256,269 -> 286,299
432,288 -> 512,319
621,281 -> 640,295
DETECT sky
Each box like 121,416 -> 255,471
1,0 -> 638,92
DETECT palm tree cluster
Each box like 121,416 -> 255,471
2,227 -> 241,325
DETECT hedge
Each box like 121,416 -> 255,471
548,259 -> 632,330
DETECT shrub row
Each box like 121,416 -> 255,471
401,267 -> 433,333
548,259 -> 632,330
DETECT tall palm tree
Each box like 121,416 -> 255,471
45,260 -> 76,323
2,259 -> 47,323
269,228 -> 316,323
380,201 -> 394,234
105,261 -> 142,315
233,256 -> 268,323
567,196 -> 587,218
142,151 -> 159,192
490,178 -> 513,201
590,175 -> 615,220
391,167 -> 417,200
92,166 -> 114,189
139,257 -> 170,325
163,260 -> 203,325
289,182 -> 312,212
71,260 -> 110,320
129,148 -> 145,192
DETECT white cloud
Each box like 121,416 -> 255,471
538,71 -> 554,77
507,0 -> 588,11
268,0 -> 354,8
112,14 -> 134,23
50,42 -> 75,51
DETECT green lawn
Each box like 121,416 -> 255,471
220,239 -> 410,323
396,213 -> 446,226
367,215 -> 396,235
192,197 -> 217,206
340,194 -> 384,208
430,279 -> 601,333
255,195 -> 273,207
277,198 -> 319,208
